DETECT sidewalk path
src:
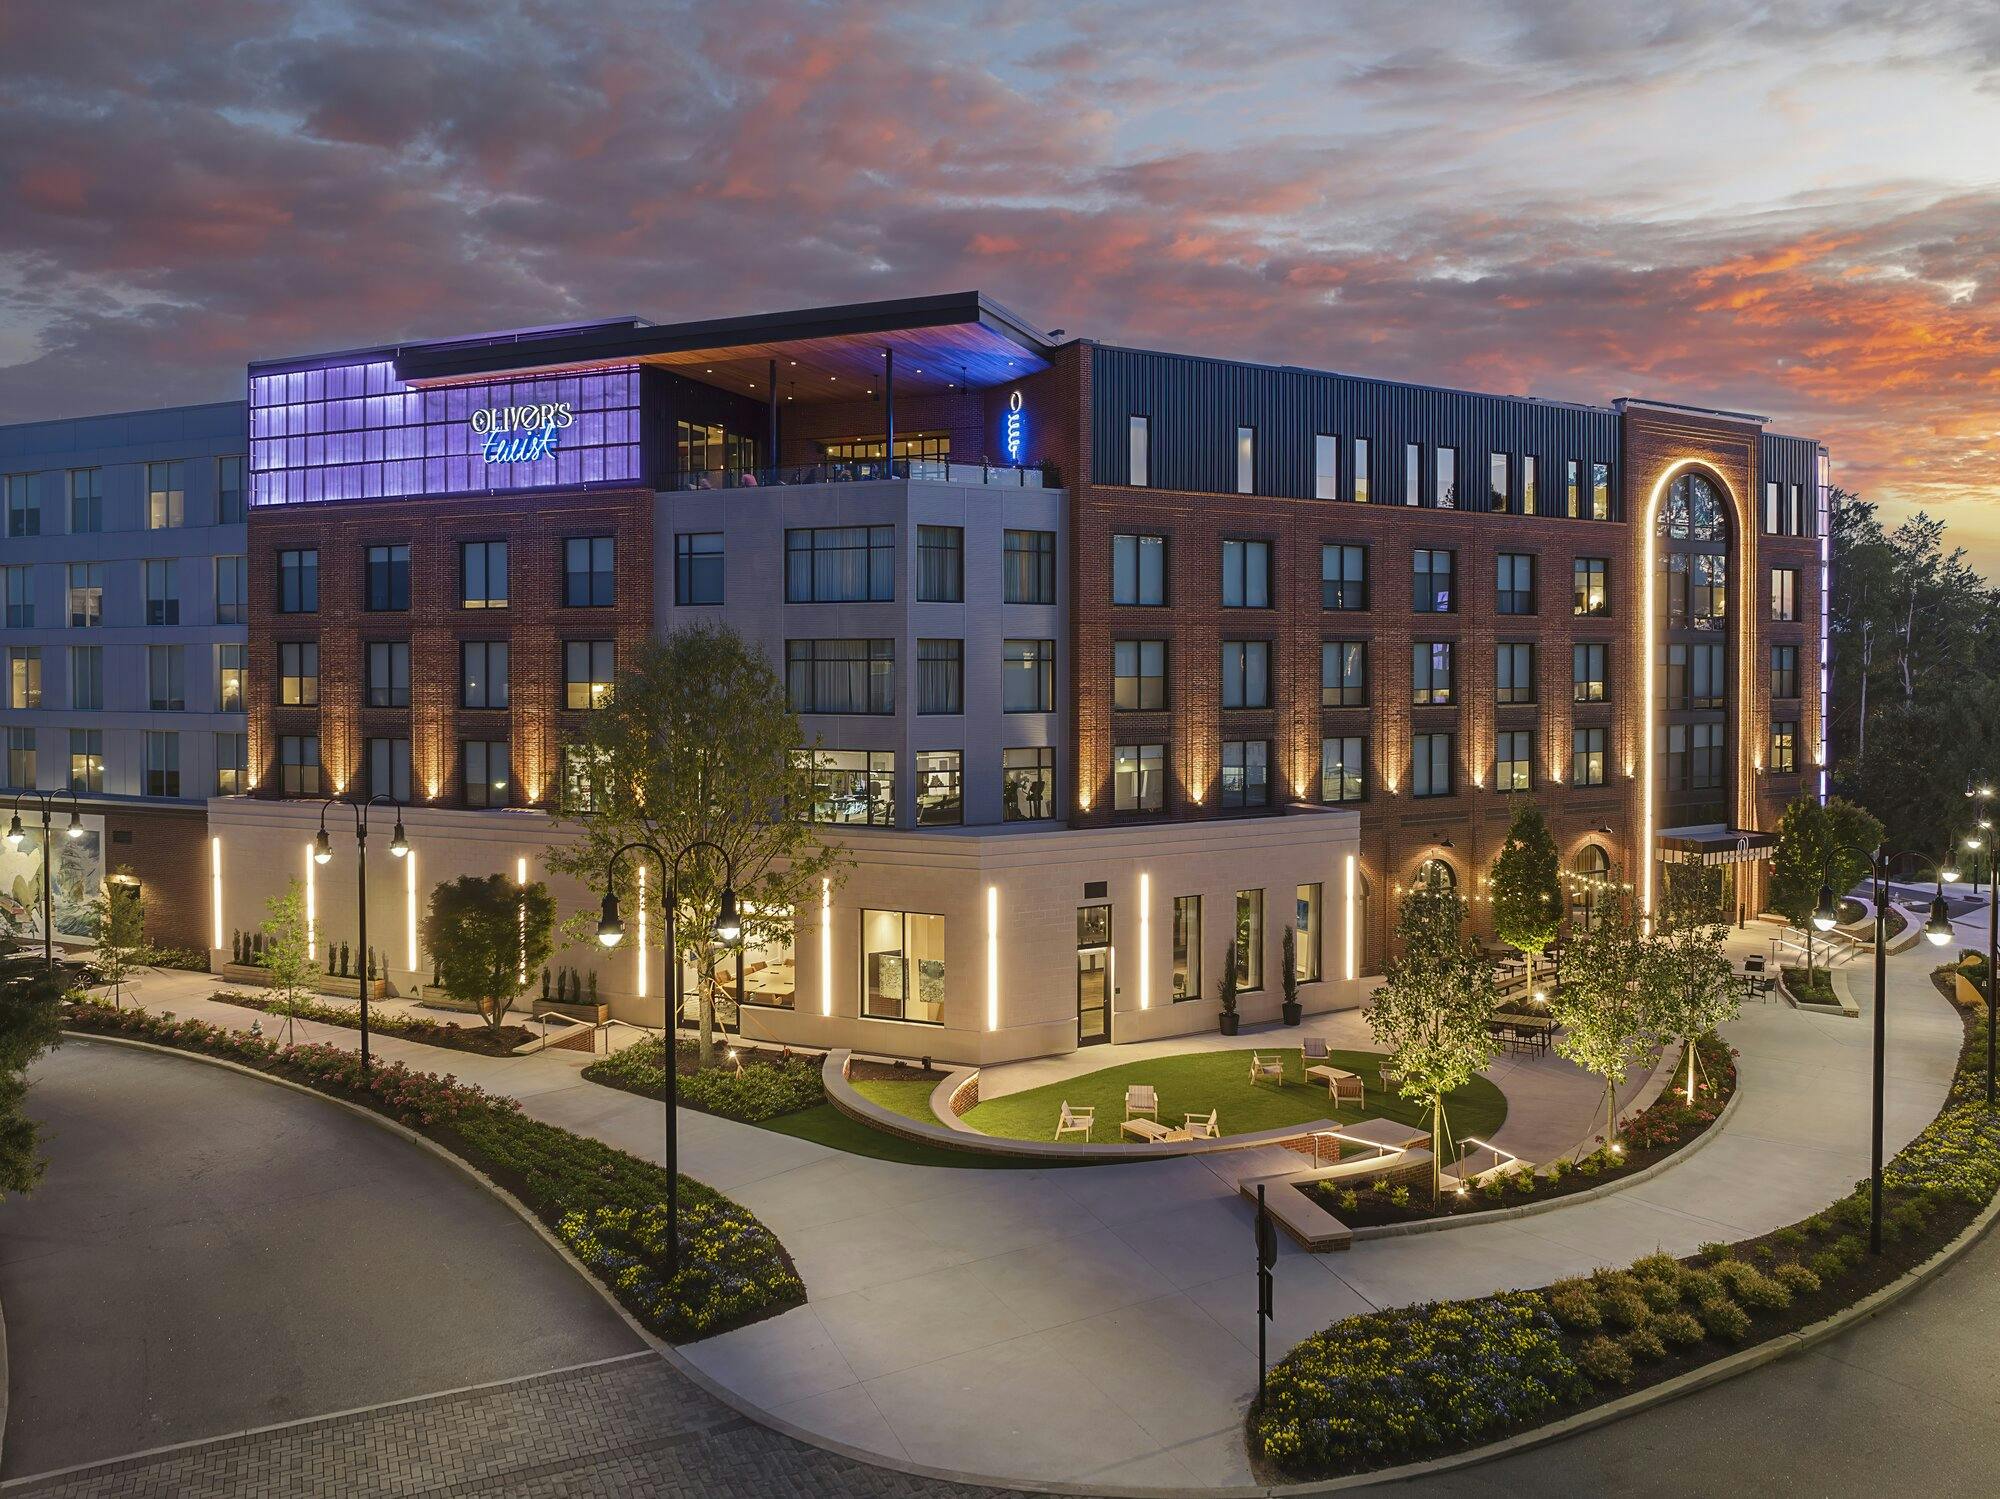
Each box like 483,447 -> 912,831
106,936 -> 1965,1492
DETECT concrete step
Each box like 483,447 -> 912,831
1237,1172 -> 1352,1252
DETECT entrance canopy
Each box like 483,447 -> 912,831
1658,825 -> 1777,866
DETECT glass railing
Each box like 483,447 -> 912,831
667,457 -> 1052,492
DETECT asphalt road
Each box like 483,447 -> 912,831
0,1038 -> 641,1480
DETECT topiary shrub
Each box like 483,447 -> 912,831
1576,1334 -> 1634,1385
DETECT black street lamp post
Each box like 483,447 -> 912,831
314,794 -> 409,1071
6,790 -> 85,970
1815,847 -> 1953,1255
596,839 -> 739,1278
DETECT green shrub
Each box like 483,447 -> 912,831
1774,1226 -> 1806,1249
1697,1240 -> 1734,1264
1678,1268 -> 1723,1306
1772,1261 -> 1822,1296
1637,1275 -> 1683,1313
1629,1251 -> 1681,1283
1548,1279 -> 1603,1331
1655,1310 -> 1705,1347
1714,1260 -> 1791,1312
1803,1213 -> 1833,1236
1338,1188 -> 1360,1212
1576,1334 -> 1634,1385
583,1039 -> 823,1123
1599,1286 -> 1651,1330
1827,1193 -> 1870,1230
1621,1324 -> 1667,1362
1696,1294 -> 1751,1342
1389,1185 -> 1412,1208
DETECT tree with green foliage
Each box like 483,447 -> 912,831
1647,868 -> 1736,1105
0,933 -> 68,1196
1768,795 -> 1884,971
423,875 -> 556,1031
90,872 -> 145,1008
546,625 -> 846,1066
260,879 -> 320,1012
1366,867 -> 1498,1203
1491,800 -> 1563,957
1552,878 -> 1655,1151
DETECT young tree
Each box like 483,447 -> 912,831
545,625 -> 846,1066
423,875 -> 557,1031
1366,867 -> 1498,1203
1552,879 -> 1655,1150
1768,795 -> 1884,970
1649,868 -> 1737,1104
1491,799 -> 1562,957
0,933 -> 68,1196
90,873 -> 146,1008
260,879 -> 320,1012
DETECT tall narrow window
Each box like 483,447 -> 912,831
1321,544 -> 1367,610
1322,641 -> 1366,707
1,567 -> 28,628
4,729 -> 33,791
1002,529 -> 1054,604
918,525 -> 964,602
1220,640 -> 1271,709
145,559 -> 179,625
144,731 -> 180,797
463,740 -> 512,808
917,639 -> 964,714
1572,643 -> 1607,702
462,640 -> 511,709
8,648 -> 42,709
279,642 -> 319,706
1413,548 -> 1454,612
1566,459 -> 1582,518
1496,642 -> 1535,704
1412,732 -> 1454,797
365,641 -> 411,708
1488,452 -> 1509,512
217,456 -> 246,524
217,643 -> 246,713
69,563 -> 105,628
564,535 -> 616,607
1771,567 -> 1799,622
1002,639 -> 1055,712
1002,747 -> 1054,821
1112,533 -> 1166,606
1404,443 -> 1421,505
367,737 -> 412,803
365,543 -> 410,610
1412,641 -> 1454,705
1220,739 -> 1269,805
1573,557 -> 1609,616
1353,437 -> 1370,504
68,469 -> 101,533
1496,553 -> 1535,614
1221,539 -> 1270,608
564,640 -> 615,710
915,750 -> 962,826
3,475 -> 36,538
1128,415 -> 1150,487
1495,730 -> 1533,791
1572,727 -> 1607,786
1436,447 -> 1458,508
1770,721 -> 1798,773
1235,890 -> 1265,990
1522,455 -> 1538,516
1172,896 -> 1202,1000
279,735 -> 321,797
1321,736 -> 1366,803
1314,435 -> 1339,500
1770,644 -> 1800,700
1235,426 -> 1255,495
215,556 -> 247,625
71,730 -> 104,793
70,646 -> 102,710
1591,461 -> 1611,520
278,549 -> 317,613
146,462 -> 185,528
1113,640 -> 1166,710
1113,743 -> 1163,812
461,540 -> 509,608
1296,884 -> 1321,982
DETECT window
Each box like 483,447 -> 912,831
1002,529 -> 1055,604
3,729 -> 31,790
365,641 -> 411,707
1770,644 -> 1800,700
1404,443 -> 1421,505
862,910 -> 945,1024
1495,730 -> 1533,791
1591,461 -> 1611,520
1003,639 -> 1054,712
68,563 -> 104,627
917,639 -> 963,714
1114,640 -> 1166,710
2,567 -> 28,627
1235,889 -> 1265,991
214,734 -> 248,795
1002,747 -> 1055,821
279,735 -> 321,797
1321,544 -> 1367,610
1665,723 -> 1726,791
1172,896 -> 1202,1000
1296,884 -> 1322,982
1353,437 -> 1371,504
68,469 -> 101,533
4,474 -> 36,537
217,645 -> 245,713
564,535 -> 616,607
1412,641 -> 1454,705
1220,740 -> 1269,808
1314,435 -> 1339,500
278,549 -> 317,613
1496,642 -> 1536,704
1221,539 -> 1271,608
1496,553 -> 1535,614
1574,557 -> 1609,616
1235,425 -> 1255,494
1790,483 -> 1805,535
1573,643 -> 1607,703
564,640 -> 615,710
1763,482 -> 1781,534
1566,459 -> 1582,518
70,647 -> 102,710
675,532 -> 724,605
1436,446 -> 1458,508
462,641 -> 510,710
367,737 -> 412,803
146,462 -> 185,528
1522,455 -> 1538,516
1413,548 -> 1454,612
915,750 -> 962,825
7,648 -> 40,709
1322,735 -> 1366,803
798,748 -> 895,826
1114,743 -> 1164,812
1128,415 -> 1150,486
1412,732 -> 1454,797
1220,640 -> 1270,709
1771,720 -> 1798,773
1489,452 -> 1510,512
461,540 -> 509,609
144,731 -> 180,797
1572,727 -> 1607,786
1112,533 -> 1166,606
145,559 -> 179,625
786,639 -> 895,715
215,556 -> 247,624
785,526 -> 892,603
462,740 -> 512,807
362,544 -> 409,610
279,642 -> 319,705
1322,641 -> 1366,707
1771,567 -> 1799,622
919,526 -> 965,602
70,729 -> 103,793
218,456 -> 245,524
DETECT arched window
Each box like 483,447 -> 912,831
1658,473 -> 1729,541
1415,857 -> 1457,892
1570,843 -> 1612,930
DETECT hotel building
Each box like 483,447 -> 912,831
3,293 -> 1828,1063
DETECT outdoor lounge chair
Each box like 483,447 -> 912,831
1249,1052 -> 1285,1086
1302,1036 -> 1331,1063
1055,1102 -> 1094,1142
1183,1109 -> 1219,1139
1125,1084 -> 1159,1120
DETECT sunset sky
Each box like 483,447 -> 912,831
2,1 -> 1996,563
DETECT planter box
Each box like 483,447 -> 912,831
533,1000 -> 609,1024
217,963 -> 389,1001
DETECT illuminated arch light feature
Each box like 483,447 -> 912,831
1343,853 -> 1357,982
985,884 -> 999,1031
820,877 -> 832,1017
1138,873 -> 1151,1010
210,837 -> 224,950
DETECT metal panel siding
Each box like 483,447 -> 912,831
1090,345 -> 1620,516
1760,434 -> 1818,491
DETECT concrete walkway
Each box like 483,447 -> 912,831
101,932 -> 1966,1493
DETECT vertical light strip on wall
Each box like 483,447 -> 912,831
404,849 -> 418,973
985,884 -> 999,1031
515,855 -> 528,986
1817,450 -> 1832,803
304,841 -> 317,961
636,864 -> 649,998
1343,853 -> 1357,981
210,837 -> 224,950
820,877 -> 833,1017
1138,873 -> 1151,1009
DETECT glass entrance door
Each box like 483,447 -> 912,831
1077,904 -> 1111,1045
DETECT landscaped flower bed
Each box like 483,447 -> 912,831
205,988 -> 536,1056
582,1037 -> 824,1122
1251,1009 -> 1997,1480
1306,1032 -> 1735,1229
64,998 -> 804,1341
1781,966 -> 1840,1006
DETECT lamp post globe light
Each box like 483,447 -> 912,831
596,838 -> 739,1278
314,794 -> 410,1072
7,789 -> 85,971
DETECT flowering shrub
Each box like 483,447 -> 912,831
584,1038 -> 824,1122
558,1193 -> 804,1340
209,990 -> 531,1054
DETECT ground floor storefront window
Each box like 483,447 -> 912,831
863,909 -> 944,1023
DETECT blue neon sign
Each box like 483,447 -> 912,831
1004,388 -> 1025,464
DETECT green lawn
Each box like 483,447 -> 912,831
754,1101 -> 1091,1168
960,1048 -> 1506,1147
851,1078 -> 946,1124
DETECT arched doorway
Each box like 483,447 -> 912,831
1415,858 -> 1457,892
1570,843 -> 1612,930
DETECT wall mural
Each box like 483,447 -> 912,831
0,817 -> 106,944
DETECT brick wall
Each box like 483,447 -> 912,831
99,802 -> 210,950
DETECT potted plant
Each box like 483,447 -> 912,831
1218,942 -> 1241,1035
1281,925 -> 1302,1026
